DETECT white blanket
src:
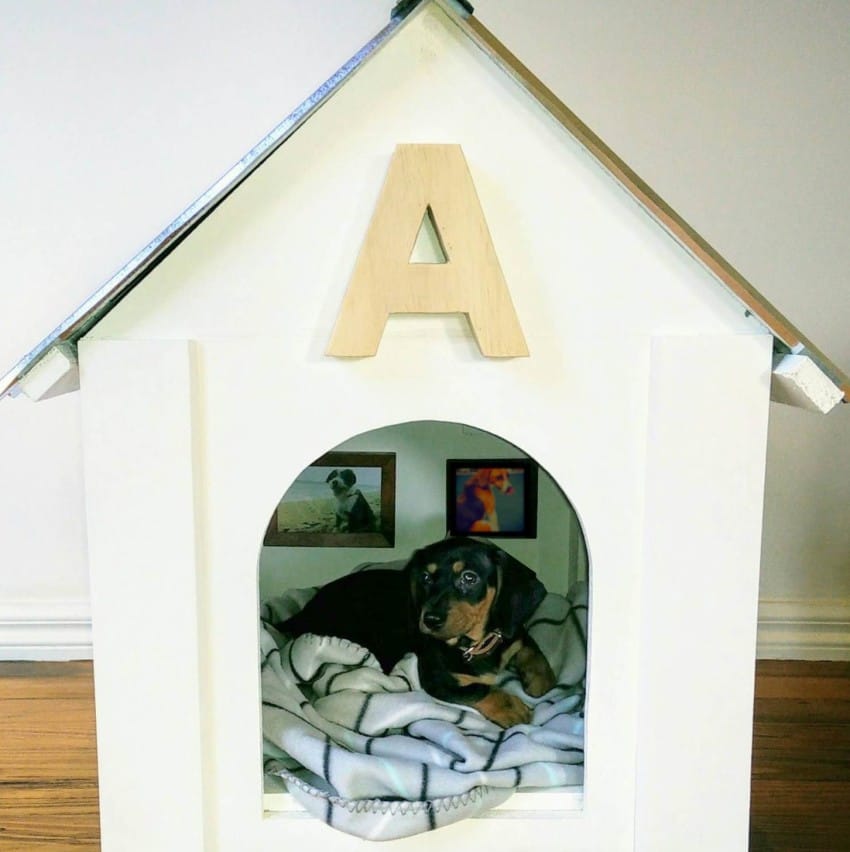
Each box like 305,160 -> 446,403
261,579 -> 587,841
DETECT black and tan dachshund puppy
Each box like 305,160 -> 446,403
278,537 -> 556,728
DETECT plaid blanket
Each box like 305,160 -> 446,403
261,576 -> 587,840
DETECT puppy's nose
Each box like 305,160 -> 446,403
423,611 -> 444,630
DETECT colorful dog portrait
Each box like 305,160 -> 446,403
447,459 -> 537,538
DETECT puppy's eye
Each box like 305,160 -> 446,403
421,572 -> 434,585
459,570 -> 480,587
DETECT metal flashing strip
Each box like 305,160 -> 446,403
0,1 -> 428,401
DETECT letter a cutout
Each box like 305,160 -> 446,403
326,144 -> 528,357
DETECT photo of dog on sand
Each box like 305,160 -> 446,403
264,452 -> 395,547
325,468 -> 377,533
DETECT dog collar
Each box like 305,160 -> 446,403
460,629 -> 505,662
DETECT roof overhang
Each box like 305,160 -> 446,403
2,0 -> 847,411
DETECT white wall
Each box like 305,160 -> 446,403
1,0 -> 848,659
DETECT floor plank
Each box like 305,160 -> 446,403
749,660 -> 850,852
1,660 -> 849,850
0,662 -> 100,849
749,781 -> 850,852
0,785 -> 100,850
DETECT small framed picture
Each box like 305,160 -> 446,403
263,452 -> 396,547
446,459 -> 538,538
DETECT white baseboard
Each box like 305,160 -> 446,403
1,597 -> 848,662
0,600 -> 93,661
757,598 -> 850,661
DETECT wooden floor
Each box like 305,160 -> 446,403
0,661 -> 848,850
749,660 -> 850,851
0,662 -> 99,850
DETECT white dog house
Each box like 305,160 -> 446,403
2,1 -> 848,850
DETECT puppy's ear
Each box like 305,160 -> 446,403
340,469 -> 356,487
489,548 -> 547,636
405,548 -> 427,611
325,469 -> 339,483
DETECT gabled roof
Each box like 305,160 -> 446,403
2,0 -> 847,410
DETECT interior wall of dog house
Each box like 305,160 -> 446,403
259,421 -> 588,599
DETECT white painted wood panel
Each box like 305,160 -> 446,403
78,339 -> 207,852
196,332 -> 651,850
635,334 -> 772,851
75,336 -> 773,849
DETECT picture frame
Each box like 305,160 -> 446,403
446,458 -> 538,538
263,452 -> 396,547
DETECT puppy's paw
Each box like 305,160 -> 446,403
513,641 -> 557,697
474,689 -> 533,728
522,661 -> 557,697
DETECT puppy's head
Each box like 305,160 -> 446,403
406,538 -> 545,644
473,468 -> 514,495
326,468 -> 356,497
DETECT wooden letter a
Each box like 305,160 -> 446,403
326,144 -> 528,357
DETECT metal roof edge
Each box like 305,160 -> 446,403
0,1 -> 430,401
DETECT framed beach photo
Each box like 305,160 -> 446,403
264,452 -> 396,547
446,459 -> 538,538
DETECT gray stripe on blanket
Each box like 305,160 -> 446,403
420,764 -> 436,830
